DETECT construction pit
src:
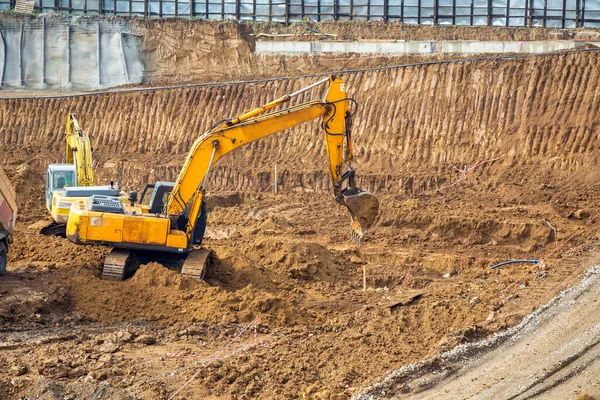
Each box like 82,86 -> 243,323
2,16 -> 600,400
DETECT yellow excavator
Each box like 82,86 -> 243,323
66,76 -> 379,280
43,115 -> 127,236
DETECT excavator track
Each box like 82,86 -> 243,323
34,220 -> 67,237
181,248 -> 214,279
102,248 -> 133,280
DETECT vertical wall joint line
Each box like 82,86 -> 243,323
66,25 -> 71,85
19,23 -> 23,87
0,29 -> 5,87
97,22 -> 101,87
119,33 -> 130,84
41,17 -> 46,86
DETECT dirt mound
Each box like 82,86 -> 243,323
129,262 -> 186,287
0,280 -> 71,327
65,256 -> 309,326
1,164 -> 47,224
4,50 -> 600,200
245,236 -> 351,281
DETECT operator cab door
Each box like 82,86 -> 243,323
45,170 -> 53,210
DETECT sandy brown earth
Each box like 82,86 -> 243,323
252,20 -> 600,41
2,19 -> 600,400
2,158 -> 600,399
356,264 -> 600,400
131,18 -> 600,84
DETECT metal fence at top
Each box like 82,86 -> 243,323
1,0 -> 599,27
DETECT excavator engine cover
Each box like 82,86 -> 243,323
339,187 -> 379,245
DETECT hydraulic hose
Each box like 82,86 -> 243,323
489,259 -> 539,270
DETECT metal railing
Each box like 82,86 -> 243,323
1,0 -> 598,27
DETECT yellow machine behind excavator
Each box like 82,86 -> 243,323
42,115 -> 128,236
66,76 -> 379,280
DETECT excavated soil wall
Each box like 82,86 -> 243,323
2,49 -> 600,195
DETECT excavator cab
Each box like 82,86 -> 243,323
45,164 -> 76,212
140,181 -> 207,245
140,181 -> 175,214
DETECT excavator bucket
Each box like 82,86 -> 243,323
339,187 -> 379,246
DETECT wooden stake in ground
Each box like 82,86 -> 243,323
274,164 -> 278,194
363,264 -> 367,291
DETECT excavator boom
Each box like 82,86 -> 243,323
65,114 -> 94,187
165,76 -> 378,242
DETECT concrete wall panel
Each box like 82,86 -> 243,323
0,14 -> 144,91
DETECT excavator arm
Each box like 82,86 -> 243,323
166,76 -> 378,244
65,114 -> 94,187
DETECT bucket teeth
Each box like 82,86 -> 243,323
349,229 -> 366,247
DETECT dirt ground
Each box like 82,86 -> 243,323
2,156 -> 600,399
356,264 -> 600,400
2,19 -> 600,400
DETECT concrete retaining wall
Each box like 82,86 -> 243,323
0,15 -> 144,90
256,40 -> 600,55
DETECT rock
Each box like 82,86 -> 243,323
42,358 -> 58,369
11,364 -> 28,376
350,255 -> 366,264
98,354 -> 113,363
68,367 -> 87,378
114,330 -> 134,343
90,369 -> 109,381
136,334 -> 156,345
10,377 -> 29,388
486,311 -> 496,322
177,326 -> 203,337
99,343 -> 121,354
569,209 -> 590,220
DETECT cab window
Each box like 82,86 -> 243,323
53,171 -> 75,189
